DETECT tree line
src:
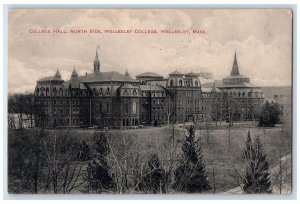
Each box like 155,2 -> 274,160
8,126 -> 273,194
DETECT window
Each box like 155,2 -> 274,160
106,101 -> 109,113
52,88 -> 57,96
59,88 -> 63,96
170,79 -> 174,86
92,88 -> 97,96
133,89 -> 137,95
106,88 -> 110,96
195,81 -> 199,87
179,79 -> 183,87
45,87 -> 49,96
132,101 -> 137,114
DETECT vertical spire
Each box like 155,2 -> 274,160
94,46 -> 100,72
125,68 -> 131,78
231,51 -> 240,76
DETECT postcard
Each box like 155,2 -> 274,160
7,8 -> 292,195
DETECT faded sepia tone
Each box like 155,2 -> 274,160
7,9 -> 292,195
9,9 -> 292,93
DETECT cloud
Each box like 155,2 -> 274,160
8,9 -> 292,93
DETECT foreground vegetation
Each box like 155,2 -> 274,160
8,123 -> 291,194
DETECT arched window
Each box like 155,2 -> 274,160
92,88 -> 97,96
179,79 -> 183,87
195,81 -> 199,87
45,87 -> 49,96
52,88 -> 57,96
99,101 -> 102,113
132,101 -> 137,114
170,79 -> 174,86
133,89 -> 137,95
59,88 -> 63,96
106,88 -> 110,96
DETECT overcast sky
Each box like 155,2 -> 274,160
8,9 -> 292,93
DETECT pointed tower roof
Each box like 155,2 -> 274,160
54,69 -> 61,78
71,67 -> 78,76
125,68 -> 131,78
70,67 -> 80,89
231,51 -> 240,76
94,46 -> 100,72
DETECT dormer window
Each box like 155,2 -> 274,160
106,88 -> 110,96
133,89 -> 137,95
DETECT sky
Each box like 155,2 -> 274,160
8,9 -> 292,93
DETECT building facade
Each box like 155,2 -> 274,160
34,50 -> 264,129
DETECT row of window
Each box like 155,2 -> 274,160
169,79 -> 200,87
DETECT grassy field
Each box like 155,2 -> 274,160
8,125 -> 291,194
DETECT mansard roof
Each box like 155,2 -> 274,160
37,70 -> 64,83
214,80 -> 259,88
120,84 -> 139,89
169,70 -> 184,76
185,71 -> 199,77
79,71 -> 138,83
136,72 -> 164,78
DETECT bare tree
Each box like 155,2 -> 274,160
42,130 -> 85,193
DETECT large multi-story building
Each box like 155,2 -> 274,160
34,49 -> 264,129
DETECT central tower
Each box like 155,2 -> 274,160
94,46 -> 100,72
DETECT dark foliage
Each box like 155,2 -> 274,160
85,133 -> 115,193
258,101 -> 281,127
243,134 -> 272,194
77,140 -> 92,161
8,129 -> 46,193
138,154 -> 166,193
173,126 -> 211,193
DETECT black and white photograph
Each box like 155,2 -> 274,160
7,8 -> 293,195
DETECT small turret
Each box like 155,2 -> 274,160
54,69 -> 61,78
70,67 -> 80,89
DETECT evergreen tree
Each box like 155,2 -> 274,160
85,133 -> 115,193
138,154 -> 166,193
258,101 -> 281,127
173,126 -> 211,193
243,135 -> 272,194
77,140 -> 91,161
243,130 -> 253,160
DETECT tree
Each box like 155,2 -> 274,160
77,140 -> 92,161
243,134 -> 272,194
173,126 -> 211,193
258,101 -> 281,127
8,129 -> 46,193
85,132 -> 115,193
42,131 -> 85,194
138,154 -> 166,193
